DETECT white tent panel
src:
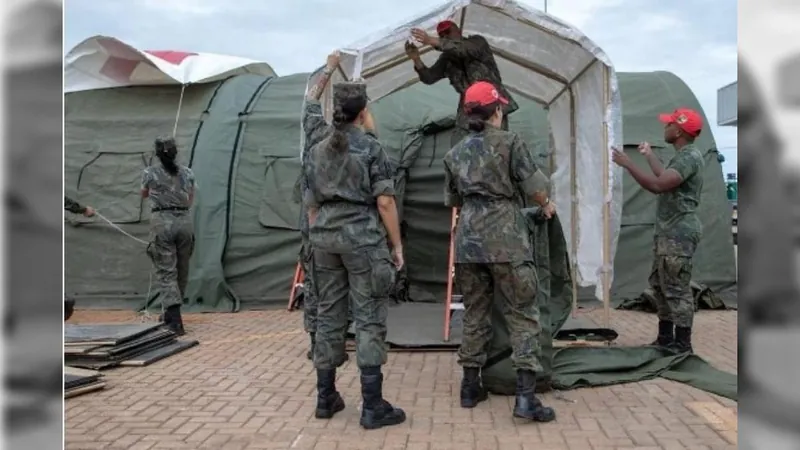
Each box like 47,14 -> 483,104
64,35 -> 277,93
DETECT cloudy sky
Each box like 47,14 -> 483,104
64,0 -> 737,175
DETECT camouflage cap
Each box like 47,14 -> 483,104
333,82 -> 368,112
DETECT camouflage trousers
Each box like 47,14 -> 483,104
146,212 -> 194,309
451,114 -> 510,147
311,245 -> 394,370
301,242 -> 353,333
648,254 -> 694,328
455,262 -> 543,372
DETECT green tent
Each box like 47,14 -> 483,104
65,70 -> 737,312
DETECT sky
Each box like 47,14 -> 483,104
63,0 -> 738,176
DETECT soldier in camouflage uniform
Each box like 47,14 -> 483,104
443,81 -> 556,423
300,52 -> 406,430
406,21 -> 518,146
612,108 -> 706,354
141,137 -> 196,336
294,54 -> 351,362
64,197 -> 95,217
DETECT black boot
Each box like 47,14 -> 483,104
669,326 -> 693,354
359,367 -> 406,430
307,333 -> 315,360
650,320 -> 674,347
315,369 -> 345,419
460,367 -> 488,408
513,370 -> 556,422
163,305 -> 185,336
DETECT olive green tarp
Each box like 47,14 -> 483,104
65,70 -> 736,311
65,70 -> 737,398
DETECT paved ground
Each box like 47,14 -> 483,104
65,308 -> 738,450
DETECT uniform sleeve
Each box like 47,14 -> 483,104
438,35 -> 489,61
509,134 -> 550,198
303,99 -> 331,152
415,54 -> 448,85
443,160 -> 462,207
669,150 -> 701,182
369,141 -> 395,197
64,196 -> 85,214
301,152 -> 320,209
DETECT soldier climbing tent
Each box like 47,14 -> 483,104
64,4 -> 737,399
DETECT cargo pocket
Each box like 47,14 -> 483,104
368,247 -> 396,299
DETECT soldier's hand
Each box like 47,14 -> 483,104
542,201 -> 556,219
638,141 -> 653,157
361,108 -> 377,134
83,206 -> 96,217
392,246 -> 405,270
611,146 -> 631,168
410,28 -> 434,46
404,41 -> 420,59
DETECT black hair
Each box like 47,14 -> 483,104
154,137 -> 179,175
465,101 -> 501,132
328,98 -> 367,153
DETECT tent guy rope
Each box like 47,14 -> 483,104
93,211 -> 159,322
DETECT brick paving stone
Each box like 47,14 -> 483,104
66,308 -> 737,449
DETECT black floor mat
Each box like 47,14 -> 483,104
344,303 -> 617,350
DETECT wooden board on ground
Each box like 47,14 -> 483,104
64,323 -> 163,346
65,381 -> 106,399
64,366 -> 102,378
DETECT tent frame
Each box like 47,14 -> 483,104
308,2 -> 615,329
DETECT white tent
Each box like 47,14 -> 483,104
64,35 -> 277,93
306,0 -> 624,317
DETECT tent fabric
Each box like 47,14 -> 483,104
63,35 -> 277,93
320,0 -> 624,302
480,210 -> 736,399
64,70 -> 737,314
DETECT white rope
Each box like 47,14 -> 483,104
93,211 -> 157,322
172,84 -> 187,137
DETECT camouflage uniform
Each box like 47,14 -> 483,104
296,100 -> 353,361
141,164 -> 195,310
443,125 -> 555,422
414,34 -> 518,146
64,196 -> 87,214
650,144 -> 704,345
303,83 -> 405,429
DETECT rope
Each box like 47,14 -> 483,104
93,211 -> 157,322
173,84 -> 187,137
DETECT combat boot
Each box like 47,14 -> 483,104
668,326 -> 693,354
649,320 -> 674,347
512,370 -> 556,422
359,366 -> 406,429
307,332 -> 315,360
315,369 -> 345,419
460,367 -> 488,408
162,305 -> 185,336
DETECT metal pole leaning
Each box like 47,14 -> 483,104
443,207 -> 458,342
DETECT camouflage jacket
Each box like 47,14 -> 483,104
443,125 -> 549,263
654,144 -> 705,256
415,34 -> 518,129
302,104 -> 395,252
64,196 -> 85,214
141,164 -> 195,211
